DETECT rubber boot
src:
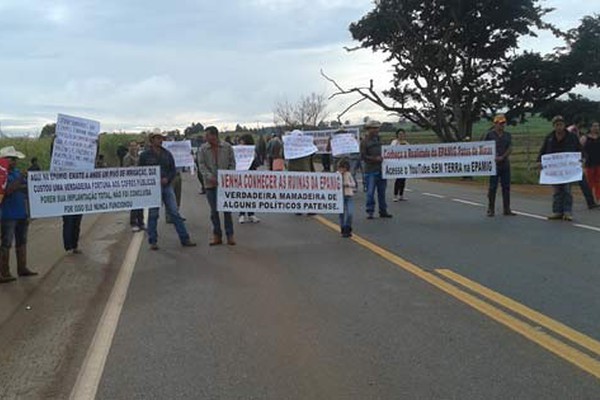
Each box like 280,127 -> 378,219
209,234 -> 222,246
503,193 -> 516,216
0,247 -> 16,283
487,195 -> 495,217
17,246 -> 38,277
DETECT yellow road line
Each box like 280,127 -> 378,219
313,216 -> 600,380
437,269 -> 600,357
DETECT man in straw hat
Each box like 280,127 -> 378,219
360,119 -> 392,219
139,129 -> 196,250
0,146 -> 38,283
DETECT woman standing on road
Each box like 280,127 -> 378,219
583,121 -> 600,202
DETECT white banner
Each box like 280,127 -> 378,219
283,134 -> 318,160
217,170 -> 343,214
302,128 -> 360,153
382,141 -> 497,179
233,145 -> 256,171
28,167 -> 162,218
51,114 -> 101,172
330,134 -> 360,157
163,140 -> 194,168
540,152 -> 583,185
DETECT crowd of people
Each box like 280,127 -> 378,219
1,115 -> 599,282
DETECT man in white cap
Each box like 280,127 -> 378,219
484,114 -> 516,216
360,120 -> 392,219
0,146 -> 37,283
139,130 -> 196,250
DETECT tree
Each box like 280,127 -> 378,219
273,93 -> 329,129
324,1 -> 595,142
184,122 -> 204,137
40,123 -> 56,138
539,94 -> 600,126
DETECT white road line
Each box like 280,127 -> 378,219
69,232 -> 144,400
405,189 -> 413,192
452,198 -> 484,207
573,224 -> 600,233
422,192 -> 446,199
513,211 -> 547,221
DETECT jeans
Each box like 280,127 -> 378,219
1,219 -> 28,248
365,171 -> 388,215
552,184 -> 573,215
130,209 -> 144,227
206,188 -> 233,237
488,165 -> 511,210
62,214 -> 83,251
147,185 -> 190,245
339,197 -> 354,229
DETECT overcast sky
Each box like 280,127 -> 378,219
1,0 -> 599,135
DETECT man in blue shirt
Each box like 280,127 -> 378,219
0,146 -> 37,283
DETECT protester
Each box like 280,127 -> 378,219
164,137 -> 183,224
123,141 -> 145,232
338,158 -> 356,238
116,144 -> 128,167
538,115 -> 581,221
328,128 -> 361,183
582,121 -> 600,202
267,133 -> 284,171
238,134 -> 260,224
484,114 -> 516,216
569,124 -> 599,209
287,130 -> 317,216
28,157 -> 41,171
321,151 -> 332,172
391,128 -> 409,202
0,146 -> 37,283
198,126 -> 237,245
256,134 -> 267,166
139,131 -> 196,250
361,120 -> 392,219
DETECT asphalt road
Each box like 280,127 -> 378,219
90,175 -> 600,399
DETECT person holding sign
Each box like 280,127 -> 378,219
237,134 -> 260,224
0,146 -> 37,283
538,115 -> 582,221
123,141 -> 145,232
198,126 -> 237,245
484,114 -> 516,217
139,131 -> 196,250
360,120 -> 392,219
390,128 -> 409,202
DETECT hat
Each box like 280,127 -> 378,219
364,120 -> 381,129
493,114 -> 507,124
0,146 -> 25,159
149,128 -> 165,139
552,115 -> 565,124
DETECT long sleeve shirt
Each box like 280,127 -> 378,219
537,131 -> 581,161
197,141 -> 236,189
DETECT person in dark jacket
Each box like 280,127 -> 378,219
139,131 -> 196,250
484,114 -> 516,216
538,116 -> 582,221
360,120 -> 392,219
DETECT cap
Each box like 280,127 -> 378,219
493,114 -> 507,124
552,115 -> 565,124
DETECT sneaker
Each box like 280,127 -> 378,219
503,210 -> 517,216
399,196 -> 406,201
150,243 -> 159,251
239,215 -> 247,224
393,196 -> 399,202
487,209 -> 495,217
379,212 -> 393,218
131,226 -> 141,232
547,214 -> 563,220
562,214 -> 573,221
248,215 -> 260,223
367,214 -> 374,220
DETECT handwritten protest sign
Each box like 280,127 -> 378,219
28,167 -> 161,218
382,141 -> 496,179
233,145 -> 256,171
217,170 -> 342,214
540,152 -> 582,185
51,114 -> 100,172
283,134 -> 318,160
302,128 -> 360,153
330,134 -> 360,157
163,140 -> 194,168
